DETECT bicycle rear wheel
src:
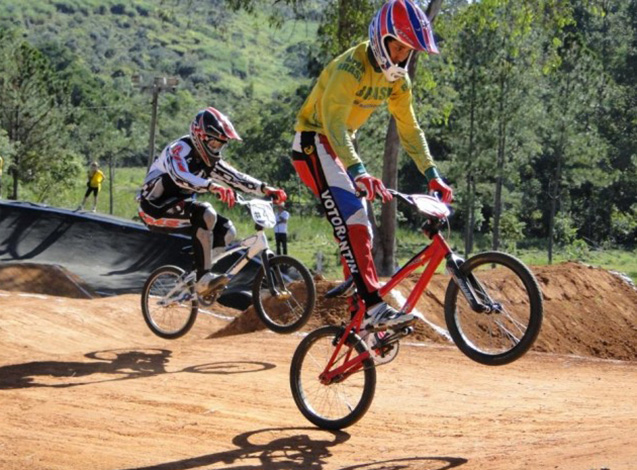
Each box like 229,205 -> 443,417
141,265 -> 198,339
290,325 -> 376,430
252,255 -> 316,334
444,252 -> 543,365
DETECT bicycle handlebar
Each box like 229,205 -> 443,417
234,194 -> 273,206
357,187 -> 444,205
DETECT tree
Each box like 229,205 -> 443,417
0,30 -> 77,201
539,36 -> 611,262
428,0 -> 496,256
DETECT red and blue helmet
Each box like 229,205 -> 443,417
189,107 -> 242,166
369,0 -> 439,82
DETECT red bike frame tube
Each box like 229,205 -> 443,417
320,313 -> 370,383
379,233 -> 452,313
320,233 -> 453,383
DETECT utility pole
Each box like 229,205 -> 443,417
132,75 -> 179,170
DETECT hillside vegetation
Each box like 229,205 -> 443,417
0,0 -> 318,103
0,0 -> 635,271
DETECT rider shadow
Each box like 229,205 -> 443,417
118,427 -> 467,470
119,427 -> 350,470
0,348 -> 275,390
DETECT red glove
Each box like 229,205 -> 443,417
264,186 -> 287,205
209,183 -> 236,208
354,174 -> 392,203
428,178 -> 453,204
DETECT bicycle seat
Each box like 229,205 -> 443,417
325,276 -> 355,299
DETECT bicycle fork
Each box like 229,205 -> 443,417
318,325 -> 371,385
446,254 -> 502,314
260,251 -> 292,300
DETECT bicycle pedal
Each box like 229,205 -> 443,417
366,332 -> 400,365
325,276 -> 355,299
376,326 -> 414,347
199,293 -> 217,307
364,318 -> 415,334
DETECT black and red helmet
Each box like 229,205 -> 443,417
189,107 -> 242,166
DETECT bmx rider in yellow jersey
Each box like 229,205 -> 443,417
291,0 -> 453,332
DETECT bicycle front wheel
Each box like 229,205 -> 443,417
290,325 -> 376,430
444,252 -> 543,365
141,265 -> 198,339
252,255 -> 316,334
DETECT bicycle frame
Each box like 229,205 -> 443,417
319,232 -> 453,385
211,229 -> 271,278
161,199 -> 279,303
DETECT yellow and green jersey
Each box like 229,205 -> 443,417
295,41 -> 436,178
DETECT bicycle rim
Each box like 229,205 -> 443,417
143,267 -> 197,338
290,326 -> 376,429
445,252 -> 543,365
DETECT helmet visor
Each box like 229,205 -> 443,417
206,136 -> 227,153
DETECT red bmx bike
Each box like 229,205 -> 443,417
289,190 -> 543,429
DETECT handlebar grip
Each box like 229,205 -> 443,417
356,188 -> 398,201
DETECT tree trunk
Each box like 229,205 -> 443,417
10,109 -> 20,200
374,118 -> 400,275
492,72 -> 507,252
375,0 -> 444,275
109,154 -> 114,215
464,69 -> 477,256
548,122 -> 567,264
547,156 -> 562,265
10,162 -> 19,200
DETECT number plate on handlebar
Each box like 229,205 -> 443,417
248,200 -> 276,228
409,194 -> 450,219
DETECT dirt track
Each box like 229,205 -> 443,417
1,262 -> 636,470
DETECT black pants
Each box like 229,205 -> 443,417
275,233 -> 288,255
84,186 -> 99,198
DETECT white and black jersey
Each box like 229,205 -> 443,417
140,135 -> 265,208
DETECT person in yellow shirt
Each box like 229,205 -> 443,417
78,161 -> 105,212
291,0 -> 453,332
